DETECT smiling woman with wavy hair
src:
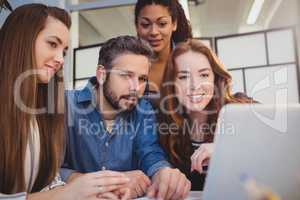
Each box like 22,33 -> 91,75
158,39 -> 256,190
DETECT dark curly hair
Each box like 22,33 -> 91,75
134,0 -> 193,44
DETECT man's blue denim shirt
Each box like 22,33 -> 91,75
60,78 -> 171,181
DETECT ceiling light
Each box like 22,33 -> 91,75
247,0 -> 265,25
188,0 -> 206,6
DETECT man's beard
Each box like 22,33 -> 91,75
103,79 -> 138,111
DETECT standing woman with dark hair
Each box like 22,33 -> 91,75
135,0 -> 192,103
0,4 -> 130,200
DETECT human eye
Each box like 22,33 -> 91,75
142,23 -> 150,28
139,20 -> 150,28
48,41 -> 58,48
119,71 -> 132,79
200,73 -> 209,78
178,74 -> 189,80
138,76 -> 148,82
157,20 -> 168,28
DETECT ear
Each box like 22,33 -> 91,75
172,20 -> 178,32
96,65 -> 106,85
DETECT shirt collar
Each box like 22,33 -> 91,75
76,77 -> 97,104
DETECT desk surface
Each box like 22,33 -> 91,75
135,191 -> 202,200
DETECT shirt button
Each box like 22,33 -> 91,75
102,166 -> 106,170
105,142 -> 109,147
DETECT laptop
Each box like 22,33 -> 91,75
135,191 -> 201,200
202,104 -> 300,200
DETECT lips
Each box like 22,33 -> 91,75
188,93 -> 206,103
121,97 -> 138,110
45,64 -> 56,72
124,96 -> 136,100
148,39 -> 162,47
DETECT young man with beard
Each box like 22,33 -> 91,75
61,36 -> 191,200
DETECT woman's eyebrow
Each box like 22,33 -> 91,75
198,68 -> 211,73
139,16 -> 170,21
49,35 -> 69,50
177,70 -> 190,74
49,35 -> 62,44
178,68 -> 211,74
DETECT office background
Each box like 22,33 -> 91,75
1,0 -> 299,104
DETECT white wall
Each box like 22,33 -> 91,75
216,28 -> 299,104
1,0 -> 66,27
267,0 -> 300,77
0,0 -> 71,87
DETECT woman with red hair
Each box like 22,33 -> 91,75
158,39 -> 256,190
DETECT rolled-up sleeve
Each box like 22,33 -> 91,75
60,90 -> 77,182
59,167 -> 76,182
134,99 -> 171,177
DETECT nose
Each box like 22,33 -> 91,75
150,24 -> 159,36
54,51 -> 64,68
189,76 -> 197,91
129,76 -> 139,92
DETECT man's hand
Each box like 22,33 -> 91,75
147,167 -> 191,200
123,170 -> 151,198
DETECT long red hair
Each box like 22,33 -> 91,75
158,39 -> 255,172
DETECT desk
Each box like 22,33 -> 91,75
135,191 -> 202,200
